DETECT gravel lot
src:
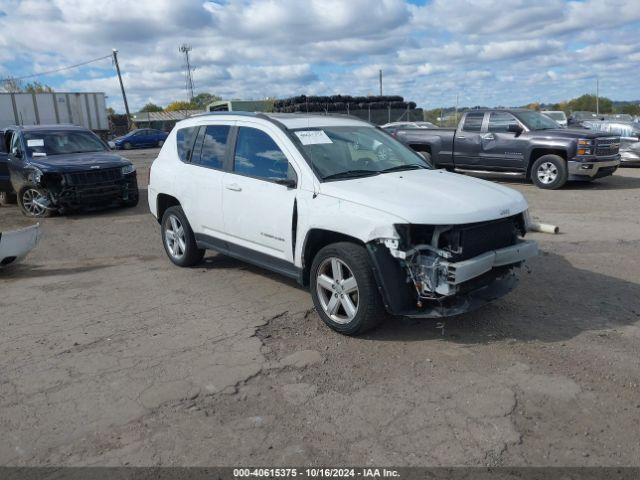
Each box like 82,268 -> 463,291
1,148 -> 639,466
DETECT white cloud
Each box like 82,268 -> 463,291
0,0 -> 638,111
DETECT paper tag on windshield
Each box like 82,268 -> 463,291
27,139 -> 44,147
295,130 -> 333,145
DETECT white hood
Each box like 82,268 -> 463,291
318,169 -> 528,224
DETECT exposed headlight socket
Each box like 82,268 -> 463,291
121,164 -> 136,175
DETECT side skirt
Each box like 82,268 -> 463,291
195,233 -> 303,284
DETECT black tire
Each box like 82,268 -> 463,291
161,206 -> 204,267
310,242 -> 385,335
0,191 -> 17,206
18,187 -> 53,218
530,154 -> 568,189
123,142 -> 132,150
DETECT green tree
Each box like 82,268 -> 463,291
620,103 -> 640,116
165,100 -> 197,111
24,81 -> 54,93
191,93 -> 221,109
567,94 -> 613,113
140,102 -> 163,113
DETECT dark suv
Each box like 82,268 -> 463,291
0,125 -> 138,217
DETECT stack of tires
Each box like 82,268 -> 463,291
273,95 -> 419,122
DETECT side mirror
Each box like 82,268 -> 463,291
11,147 -> 22,158
508,123 -> 523,136
275,178 -> 297,189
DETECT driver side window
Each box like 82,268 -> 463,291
10,132 -> 22,155
233,127 -> 294,182
488,112 -> 518,133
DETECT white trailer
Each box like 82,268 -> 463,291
0,92 -> 109,131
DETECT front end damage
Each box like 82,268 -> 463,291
367,212 -> 537,318
22,166 -> 138,213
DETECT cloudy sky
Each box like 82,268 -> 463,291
1,0 -> 639,112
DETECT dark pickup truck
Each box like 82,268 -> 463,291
394,109 -> 621,189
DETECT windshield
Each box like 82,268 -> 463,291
292,126 -> 430,180
514,111 -> 561,130
24,131 -> 108,156
544,112 -> 566,121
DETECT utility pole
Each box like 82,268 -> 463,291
112,49 -> 131,130
379,69 -> 383,96
180,44 -> 195,102
596,77 -> 600,116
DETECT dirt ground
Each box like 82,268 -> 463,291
1,148 -> 639,466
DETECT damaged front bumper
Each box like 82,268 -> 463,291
367,219 -> 538,318
0,223 -> 41,267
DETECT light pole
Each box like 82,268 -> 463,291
112,49 -> 131,130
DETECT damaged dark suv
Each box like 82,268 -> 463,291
0,125 -> 138,217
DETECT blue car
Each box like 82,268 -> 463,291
111,128 -> 168,150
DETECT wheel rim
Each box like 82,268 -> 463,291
164,214 -> 187,260
125,143 -> 131,149
158,140 -> 164,147
316,257 -> 359,324
537,162 -> 558,184
22,188 -> 47,216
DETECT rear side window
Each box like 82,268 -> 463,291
233,127 -> 291,181
488,112 -> 517,133
176,127 -> 199,162
193,125 -> 230,169
462,112 -> 484,132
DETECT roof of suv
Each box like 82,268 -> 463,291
192,111 -> 372,130
6,124 -> 88,132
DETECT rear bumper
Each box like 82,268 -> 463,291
0,223 -> 40,267
568,157 -> 620,180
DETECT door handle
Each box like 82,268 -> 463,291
457,135 -> 466,139
225,183 -> 242,192
482,133 -> 495,140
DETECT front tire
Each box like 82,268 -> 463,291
310,242 -> 385,335
123,142 -> 132,150
0,191 -> 17,206
161,206 -> 204,267
531,154 -> 568,189
18,187 -> 53,218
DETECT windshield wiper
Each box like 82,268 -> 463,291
322,169 -> 381,181
380,164 -> 428,173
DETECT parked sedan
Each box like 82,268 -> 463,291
111,129 -> 168,150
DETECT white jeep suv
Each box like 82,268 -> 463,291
148,112 -> 537,335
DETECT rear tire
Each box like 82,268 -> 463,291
530,154 -> 567,189
310,242 -> 385,335
0,191 -> 17,206
161,206 -> 204,267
